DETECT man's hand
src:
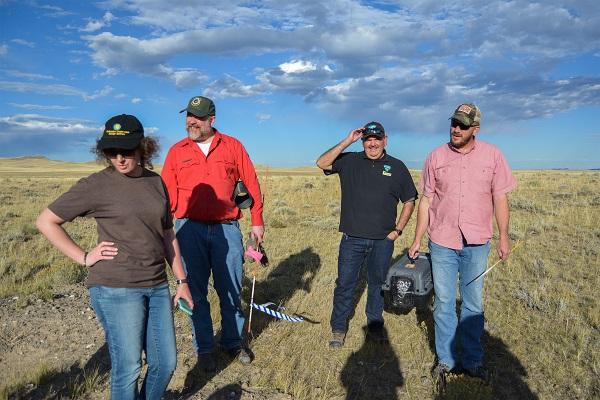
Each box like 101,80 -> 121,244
497,235 -> 510,261
408,240 -> 420,259
347,128 -> 364,143
251,225 -> 265,244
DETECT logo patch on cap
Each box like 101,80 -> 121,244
457,104 -> 473,114
191,97 -> 202,106
113,123 -> 122,131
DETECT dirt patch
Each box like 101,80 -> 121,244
0,284 -> 293,399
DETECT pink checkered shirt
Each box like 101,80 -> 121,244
420,140 -> 517,250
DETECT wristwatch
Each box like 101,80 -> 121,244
394,228 -> 402,235
175,278 -> 188,285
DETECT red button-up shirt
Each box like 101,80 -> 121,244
161,130 -> 264,226
420,140 -> 516,250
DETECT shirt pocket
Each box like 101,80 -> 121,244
177,159 -> 203,183
434,165 -> 450,193
214,160 -> 237,183
476,165 -> 495,189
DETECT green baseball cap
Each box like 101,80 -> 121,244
450,103 -> 481,126
179,96 -> 216,118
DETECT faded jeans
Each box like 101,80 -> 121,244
89,284 -> 177,400
429,240 -> 490,369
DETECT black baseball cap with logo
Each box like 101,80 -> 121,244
97,114 -> 144,150
362,121 -> 385,139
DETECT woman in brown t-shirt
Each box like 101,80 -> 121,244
36,114 -> 193,400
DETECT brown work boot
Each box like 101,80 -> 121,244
329,331 -> 346,348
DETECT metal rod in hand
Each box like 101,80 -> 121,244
247,262 -> 257,334
466,240 -> 523,286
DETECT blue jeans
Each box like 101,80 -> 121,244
175,218 -> 245,354
89,284 -> 177,400
429,240 -> 490,369
330,234 -> 395,333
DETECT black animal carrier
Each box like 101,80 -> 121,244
382,253 -> 433,311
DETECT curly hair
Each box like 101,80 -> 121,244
94,136 -> 160,170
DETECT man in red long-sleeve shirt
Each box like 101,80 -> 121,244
162,95 -> 264,370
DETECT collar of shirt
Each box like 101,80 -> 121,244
361,150 -> 389,161
183,129 -> 223,154
446,137 -> 478,155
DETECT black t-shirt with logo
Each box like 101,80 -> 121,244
327,151 -> 417,239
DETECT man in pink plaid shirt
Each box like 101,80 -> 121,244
409,103 -> 516,384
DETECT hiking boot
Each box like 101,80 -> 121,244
226,346 -> 253,366
329,331 -> 346,348
366,321 -> 388,344
197,352 -> 216,373
431,363 -> 451,392
464,365 -> 491,384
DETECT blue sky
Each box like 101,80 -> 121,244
1,0 -> 600,169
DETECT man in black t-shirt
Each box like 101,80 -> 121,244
316,121 -> 417,348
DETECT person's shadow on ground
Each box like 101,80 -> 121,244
340,325 -> 404,400
244,246 -> 321,339
174,247 -> 321,398
430,313 -> 537,399
15,343 -> 110,399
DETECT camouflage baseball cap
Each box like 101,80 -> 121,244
450,103 -> 481,126
179,96 -> 216,118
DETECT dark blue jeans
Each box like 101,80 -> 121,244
330,234 -> 395,333
175,218 -> 245,354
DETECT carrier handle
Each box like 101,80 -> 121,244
406,254 -> 417,269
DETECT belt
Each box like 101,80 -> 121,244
194,219 -> 235,225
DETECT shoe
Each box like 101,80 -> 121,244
464,365 -> 490,384
431,362 -> 451,378
197,352 -> 216,373
329,331 -> 346,348
226,346 -> 252,365
431,363 -> 451,392
366,321 -> 388,344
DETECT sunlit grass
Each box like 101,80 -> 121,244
0,157 -> 598,399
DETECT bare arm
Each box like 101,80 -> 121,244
408,195 -> 431,259
386,200 -> 415,240
493,192 -> 510,261
36,208 -> 117,266
315,128 -> 363,170
163,228 -> 194,308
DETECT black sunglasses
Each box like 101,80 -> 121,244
362,127 -> 384,139
104,148 -> 137,158
450,119 -> 472,130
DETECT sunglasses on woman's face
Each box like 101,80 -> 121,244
104,148 -> 137,158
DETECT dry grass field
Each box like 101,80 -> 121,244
0,157 -> 598,399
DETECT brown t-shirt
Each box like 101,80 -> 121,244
49,167 -> 173,288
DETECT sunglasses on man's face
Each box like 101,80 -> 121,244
104,148 -> 137,158
450,119 -> 472,130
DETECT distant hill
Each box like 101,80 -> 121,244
0,156 -> 103,177
0,157 -> 323,177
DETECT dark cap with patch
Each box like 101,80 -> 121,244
98,114 -> 144,150
180,96 -> 216,118
450,103 -> 481,126
362,121 -> 385,139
